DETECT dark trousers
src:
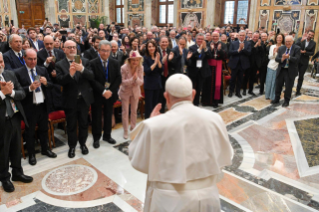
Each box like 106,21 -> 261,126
0,113 -> 24,182
64,97 -> 90,148
91,98 -> 113,141
259,64 -> 268,94
243,65 -> 257,93
297,61 -> 309,92
160,75 -> 168,113
189,74 -> 204,106
144,89 -> 160,118
230,65 -> 244,95
25,104 -> 49,155
275,68 -> 294,102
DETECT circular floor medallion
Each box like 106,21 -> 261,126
42,165 -> 98,196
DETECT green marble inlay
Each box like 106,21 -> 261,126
294,118 -> 319,167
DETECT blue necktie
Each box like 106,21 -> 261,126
30,69 -> 40,92
18,53 -> 24,65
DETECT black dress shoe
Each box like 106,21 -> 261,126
29,155 -> 37,166
242,90 -> 246,96
248,91 -> 256,96
235,93 -> 242,98
228,92 -> 233,97
1,180 -> 14,192
282,101 -> 289,107
68,147 -> 76,158
295,92 -> 301,96
80,145 -> 89,155
41,149 -> 57,158
104,137 -> 116,144
93,140 -> 100,149
212,103 -> 218,108
12,174 -> 33,183
271,100 -> 279,104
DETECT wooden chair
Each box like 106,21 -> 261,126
48,110 -> 66,148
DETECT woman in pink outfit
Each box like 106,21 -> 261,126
119,51 -> 144,139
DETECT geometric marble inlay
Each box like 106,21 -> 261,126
42,165 -> 98,196
294,118 -> 319,167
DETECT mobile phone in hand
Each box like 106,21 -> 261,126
74,55 -> 80,64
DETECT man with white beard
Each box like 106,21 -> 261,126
0,52 -> 33,192
129,74 -> 233,212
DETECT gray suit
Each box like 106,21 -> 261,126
274,44 -> 301,102
110,50 -> 127,66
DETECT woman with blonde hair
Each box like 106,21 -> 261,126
118,51 -> 144,139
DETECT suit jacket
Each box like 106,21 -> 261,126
37,48 -> 66,77
228,40 -> 251,70
158,47 -> 173,76
83,47 -> 99,61
3,49 -> 25,70
295,38 -> 316,64
118,63 -> 144,100
14,65 -> 52,118
0,70 -> 28,132
110,50 -> 128,66
248,40 -> 264,69
89,57 -> 121,104
55,57 -> 94,108
169,46 -> 188,75
0,41 -> 10,54
143,55 -> 163,90
29,39 -> 45,51
187,44 -> 212,78
275,44 -> 301,79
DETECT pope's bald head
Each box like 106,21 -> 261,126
44,35 -> 54,51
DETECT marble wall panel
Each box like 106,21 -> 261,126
307,0 -> 318,5
58,14 -> 71,27
303,9 -> 317,33
272,11 -> 300,34
88,0 -> 99,13
72,0 -> 86,13
180,12 -> 202,28
258,10 -> 269,30
57,0 -> 69,13
260,0 -> 271,6
127,14 -> 144,27
275,0 -> 302,5
128,0 -> 144,12
73,15 -> 86,26
0,0 -> 11,27
181,0 -> 203,9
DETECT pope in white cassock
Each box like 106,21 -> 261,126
129,74 -> 234,212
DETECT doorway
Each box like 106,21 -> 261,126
16,0 -> 45,28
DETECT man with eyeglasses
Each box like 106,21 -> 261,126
56,40 -> 94,158
90,40 -> 121,148
14,49 -> 57,165
271,35 -> 300,107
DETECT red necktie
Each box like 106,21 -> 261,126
48,51 -> 55,67
163,50 -> 168,77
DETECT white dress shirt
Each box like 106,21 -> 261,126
0,73 -> 16,116
26,66 -> 45,104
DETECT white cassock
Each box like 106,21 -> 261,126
129,101 -> 234,212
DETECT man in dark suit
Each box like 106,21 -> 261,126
187,33 -> 212,106
90,40 -> 121,148
27,27 -> 44,52
14,49 -> 57,165
259,33 -> 269,95
272,35 -> 301,107
0,32 -> 10,53
0,52 -> 33,192
3,34 -> 25,70
83,36 -> 102,61
295,30 -> 316,96
228,30 -> 252,98
37,35 -> 66,112
157,36 -> 171,112
168,37 -> 188,75
56,40 -> 94,158
243,32 -> 264,96
110,40 -> 128,66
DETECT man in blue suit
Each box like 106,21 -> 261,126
228,30 -> 252,98
27,27 -> 44,52
3,35 -> 25,71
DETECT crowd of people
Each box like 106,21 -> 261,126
0,20 -> 317,193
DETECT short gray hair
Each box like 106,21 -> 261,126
110,40 -> 118,47
239,30 -> 246,35
9,34 -> 22,47
196,33 -> 205,39
98,40 -> 111,50
285,35 -> 293,41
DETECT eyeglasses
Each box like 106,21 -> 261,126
65,46 -> 77,49
100,49 -> 110,53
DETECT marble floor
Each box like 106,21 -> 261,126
1,74 -> 319,212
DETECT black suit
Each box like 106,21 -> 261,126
228,40 -> 252,95
295,38 -> 316,93
37,48 -> 66,112
259,42 -> 270,94
56,57 -> 94,148
243,40 -> 264,93
3,49 -> 25,70
274,45 -> 301,102
158,47 -> 172,113
0,41 -> 10,54
0,70 -> 27,182
187,44 -> 212,106
14,66 -> 52,155
110,50 -> 128,66
29,39 -> 45,52
83,47 -> 99,61
90,57 -> 121,141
